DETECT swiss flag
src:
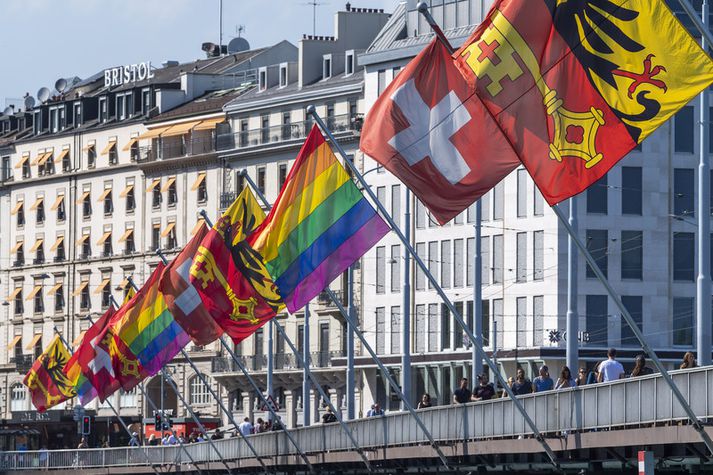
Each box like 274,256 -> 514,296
360,39 -> 520,224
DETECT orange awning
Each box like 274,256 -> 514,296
146,178 -> 161,192
71,281 -> 89,297
47,282 -> 63,295
30,152 -> 44,166
161,120 -> 202,138
75,234 -> 89,246
50,236 -> 64,252
96,231 -> 112,245
100,140 -> 117,156
14,154 -> 29,169
5,288 -> 22,303
122,137 -> 138,152
25,285 -> 42,301
81,143 -> 95,152
97,188 -> 112,202
50,195 -> 64,211
57,148 -> 70,162
7,335 -> 22,351
160,222 -> 176,238
136,126 -> 170,140
10,201 -> 23,215
119,184 -> 134,198
191,172 -> 206,191
161,177 -> 176,192
72,330 -> 87,348
93,279 -> 110,295
75,191 -> 90,205
10,242 -> 23,254
25,333 -> 42,350
29,239 -> 43,253
193,117 -> 226,131
191,218 -> 206,236
37,151 -> 53,166
29,197 -> 43,211
117,278 -> 130,290
118,229 -> 134,243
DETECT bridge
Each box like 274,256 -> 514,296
5,366 -> 713,473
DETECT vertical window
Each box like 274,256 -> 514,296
190,375 -> 212,405
441,240 -> 452,288
279,164 -> 288,190
453,239 -> 464,288
81,233 -> 91,259
493,299 -> 504,349
103,189 -> 113,215
673,232 -> 695,281
415,304 -> 426,353
453,301 -> 464,348
673,297 -> 694,346
492,234 -> 503,284
166,178 -> 177,206
621,167 -> 642,215
54,282 -> 64,312
428,241 -> 438,289
87,145 -> 96,168
390,245 -> 401,293
390,306 -> 401,354
440,303 -> 451,349
493,182 -> 504,220
391,185 -> 400,228
35,198 -> 45,224
586,230 -> 608,278
80,279 -> 91,311
100,274 -> 112,308
533,187 -> 544,216
674,168 -> 695,218
376,246 -> 385,294
257,167 -> 266,194
125,186 -> 136,212
82,192 -> 92,218
197,174 -> 208,203
152,184 -> 161,208
323,56 -> 332,79
416,199 -> 426,229
56,195 -> 66,222
10,384 -> 27,412
376,186 -> 386,212
375,307 -> 386,354
166,223 -> 177,249
281,111 -> 291,140
533,295 -> 544,346
621,295 -> 643,347
516,297 -> 527,347
345,53 -> 354,75
99,97 -> 107,123
466,300 -> 490,347
517,169 -> 527,217
621,230 -> 643,279
377,69 -> 386,95
152,224 -> 161,251
675,105 -> 694,153
16,201 -> 25,226
481,236 -> 491,286
415,242 -> 425,291
260,115 -> 269,144
533,230 -> 544,281
14,287 -> 24,315
587,174 -> 608,214
239,119 -> 249,147
280,65 -> 288,87
586,295 -> 608,346
516,232 -> 527,282
466,237 -> 474,287
428,303 -> 439,352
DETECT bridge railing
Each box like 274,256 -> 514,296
2,366 -> 711,470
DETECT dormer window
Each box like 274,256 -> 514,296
74,103 -> 82,126
142,89 -> 151,115
345,51 -> 354,76
258,68 -> 267,92
323,55 -> 332,80
99,97 -> 108,123
49,108 -> 59,133
33,110 -> 41,135
279,64 -> 288,88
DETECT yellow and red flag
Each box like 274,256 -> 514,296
23,335 -> 76,412
454,0 -> 713,204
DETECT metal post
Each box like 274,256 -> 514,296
551,203 -> 713,456
346,264 -> 356,420
678,0 -> 713,48
303,303 -> 311,427
472,199 -> 483,382
566,197 -> 579,372
308,105 -> 558,467
153,252 -> 271,473
267,319 -> 274,419
401,188 -> 411,410
698,0 -> 712,366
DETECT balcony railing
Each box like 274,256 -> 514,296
53,255 -> 65,263
211,350 -> 344,373
216,113 -> 362,151
33,257 -> 45,265
10,355 -> 34,373
12,259 -> 24,268
137,135 -> 216,163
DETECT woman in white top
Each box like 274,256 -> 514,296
555,366 -> 576,389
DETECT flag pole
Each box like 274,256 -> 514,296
346,263 -> 356,420
677,0 -> 713,48
154,250 -> 271,474
198,209 -> 373,471
308,105 -> 559,468
550,203 -> 713,456
52,326 -> 165,475
124,278 -> 233,474
417,2 -> 455,54
238,170 -> 451,467
401,188 -> 412,410
566,197 -> 579,373
303,303 -> 312,427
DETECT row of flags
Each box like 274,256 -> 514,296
23,0 -> 713,412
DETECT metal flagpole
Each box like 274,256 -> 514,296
551,204 -> 713,455
303,303 -> 311,427
239,168 -> 451,468
678,0 -> 713,47
124,278 -> 233,474
267,319 -> 274,419
472,199 -> 483,382
52,326 -> 164,475
401,188 -> 412,410
566,197 -> 579,373
153,251 -> 271,474
308,106 -> 559,467
697,0 -> 712,366
346,264 -> 356,420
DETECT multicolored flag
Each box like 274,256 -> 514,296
23,335 -> 76,412
160,223 -> 225,346
452,0 -> 713,204
189,188 -> 282,344
250,126 -> 390,312
360,39 -> 521,224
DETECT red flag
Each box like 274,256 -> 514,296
159,224 -> 225,346
360,39 -> 520,224
73,307 -> 122,402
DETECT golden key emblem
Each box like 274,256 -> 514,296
460,10 -> 605,169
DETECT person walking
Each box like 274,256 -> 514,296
452,378 -> 472,404
321,406 -> 337,423
533,365 -> 554,392
417,394 -> 432,409
239,417 -> 253,436
575,368 -> 588,386
681,351 -> 697,369
598,348 -> 625,382
555,366 -> 576,389
510,368 -> 533,396
366,403 -> 384,417
473,373 -> 496,401
128,432 -> 140,447
77,437 -> 88,449
586,362 -> 600,385
630,354 -> 654,377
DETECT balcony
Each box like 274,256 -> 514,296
12,259 -> 24,268
137,135 -> 216,163
78,253 -> 91,261
53,255 -> 65,263
216,113 -> 362,151
10,354 -> 34,373
32,258 -> 45,265
211,350 -> 344,373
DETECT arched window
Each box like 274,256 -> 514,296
189,375 -> 212,405
120,387 -> 137,408
11,383 -> 27,411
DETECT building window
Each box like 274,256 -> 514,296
259,69 -> 267,91
280,64 -> 288,87
239,119 -> 249,147
377,69 -> 386,95
415,199 -> 425,229
675,105 -> 694,153
22,159 -> 30,179
621,295 -> 643,347
587,174 -> 608,214
586,229 -> 608,278
81,234 -> 91,260
533,296 -> 544,346
120,388 -> 137,408
261,115 -> 270,144
190,375 -> 212,405
142,89 -> 151,115
152,185 -> 162,208
99,97 -> 108,122
586,295 -> 608,346
100,276 -> 112,308
166,223 -> 177,249
415,304 -> 426,353
441,240 -> 452,288
166,178 -> 178,206
323,56 -> 332,79
390,245 -> 401,293
428,241 -> 438,289
493,234 -> 504,284
376,246 -> 385,294
453,301 -> 464,348
257,167 -> 266,195
533,188 -> 544,216
454,238 -> 464,288
427,303 -> 438,352
61,150 -> 71,172
517,169 -> 527,217
673,297 -> 694,346
54,283 -> 64,312
34,240 -> 45,265
516,232 -> 527,282
152,224 -> 161,251
103,189 -> 113,215
415,242 -> 425,291
673,232 -> 695,281
123,229 -> 135,254
375,307 -> 386,354
674,168 -> 694,218
11,384 -> 27,412
440,303 -> 451,350
55,195 -> 66,222
33,283 -> 44,314
35,198 -> 45,224
197,175 -> 208,203
516,296 -> 527,347
125,185 -> 136,212
493,182 -> 504,220
101,231 -> 113,257
81,192 -> 92,218
74,103 -> 82,126
108,143 -> 118,165
279,164 -> 288,190
87,145 -> 96,168
14,287 -> 23,315
281,112 -> 291,140
14,242 -> 24,267
80,280 -> 91,311
621,167 -> 642,215
16,202 -> 25,226
345,52 -> 354,75
533,230 -> 544,281
55,237 -> 65,262
44,154 -> 55,175
621,230 -> 643,280
390,306 -> 401,354
391,184 -> 400,228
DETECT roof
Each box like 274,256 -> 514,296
147,87 -> 254,123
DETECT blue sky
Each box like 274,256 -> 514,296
0,0 -> 398,107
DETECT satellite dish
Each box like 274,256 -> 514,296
227,37 -> 250,54
24,96 -> 35,109
37,87 -> 51,103
3,107 -> 12,116
55,78 -> 68,93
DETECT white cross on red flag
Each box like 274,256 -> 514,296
360,39 -> 520,224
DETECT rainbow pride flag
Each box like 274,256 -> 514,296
250,126 -> 389,312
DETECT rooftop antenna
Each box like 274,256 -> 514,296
303,1 -> 328,37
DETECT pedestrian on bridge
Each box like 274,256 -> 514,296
510,368 -> 532,396
473,373 -> 495,401
367,403 -> 384,416
630,354 -> 654,377
555,366 -> 576,389
576,368 -> 588,386
533,365 -> 554,392
322,406 -> 337,424
681,352 -> 697,369
598,348 -> 625,382
239,417 -> 254,435
417,393 -> 433,408
453,378 -> 473,404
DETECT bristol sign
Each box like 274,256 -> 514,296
104,61 -> 155,88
